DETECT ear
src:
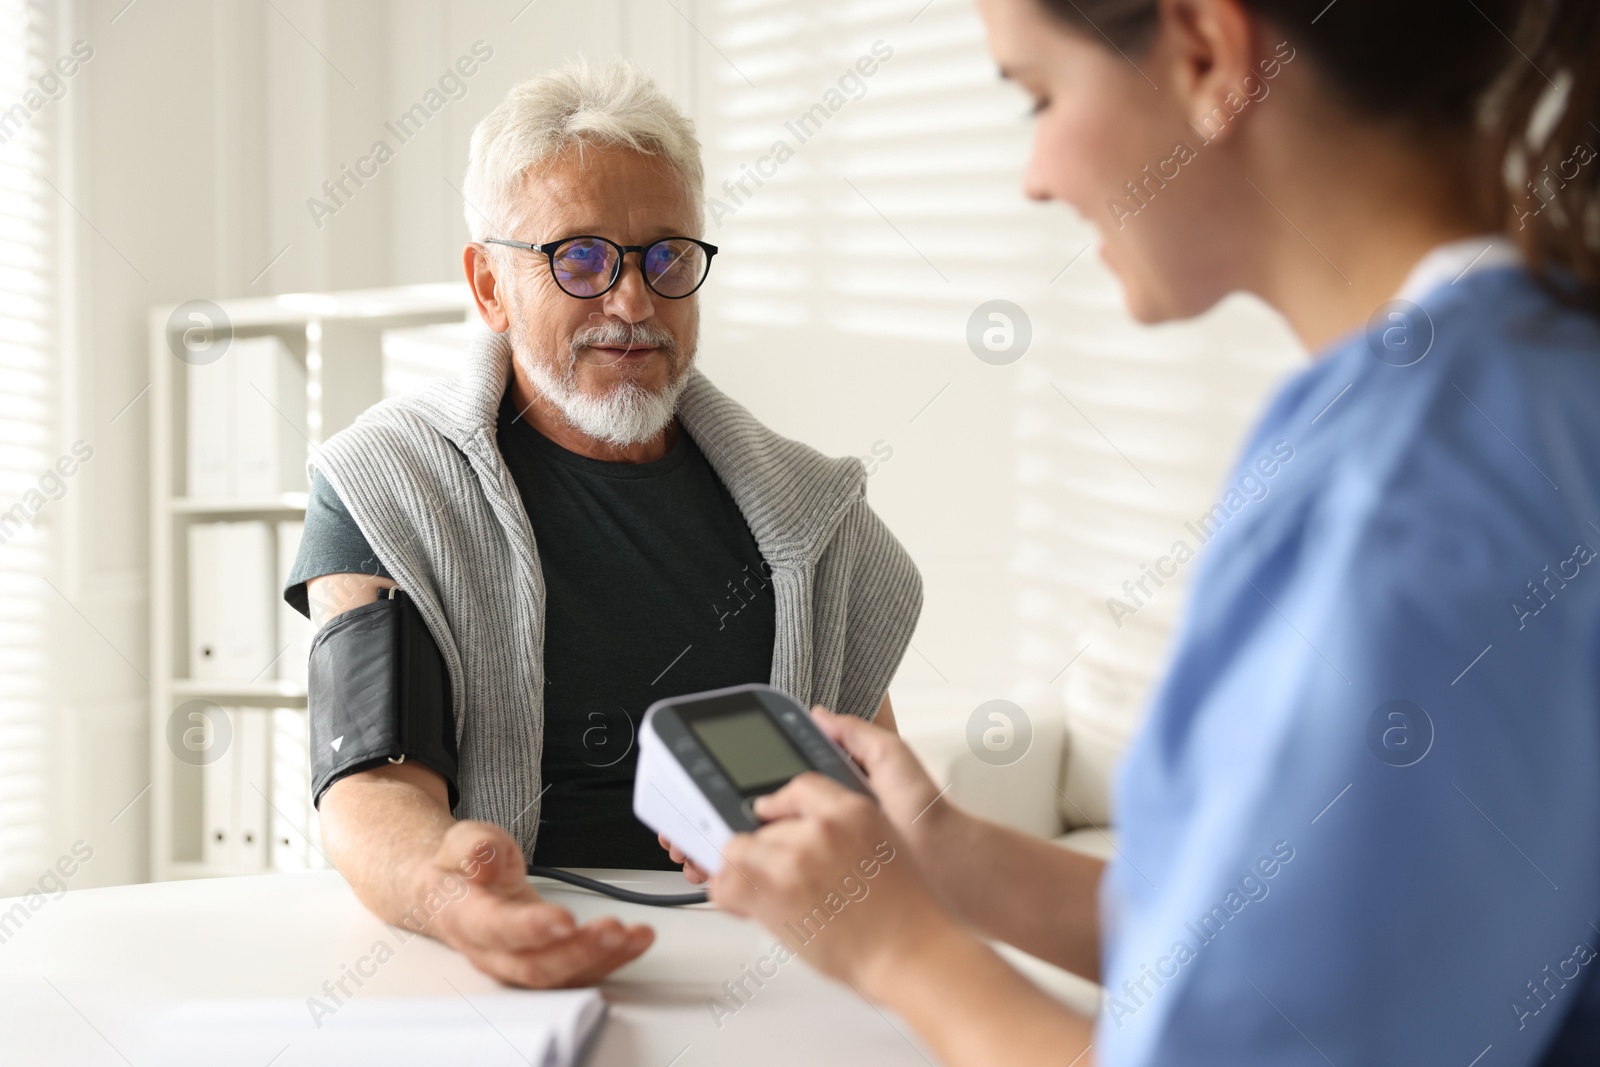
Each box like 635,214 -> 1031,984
1159,0 -> 1260,144
463,242 -> 511,333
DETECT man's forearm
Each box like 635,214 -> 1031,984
318,762 -> 458,930
915,806 -> 1105,982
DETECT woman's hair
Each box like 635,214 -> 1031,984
1035,0 -> 1600,309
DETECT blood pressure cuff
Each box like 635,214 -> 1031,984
307,588 -> 458,810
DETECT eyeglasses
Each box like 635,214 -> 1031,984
483,234 -> 718,300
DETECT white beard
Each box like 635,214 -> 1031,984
512,316 -> 695,448
525,355 -> 691,448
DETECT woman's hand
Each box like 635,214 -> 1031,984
806,706 -> 954,855
658,705 -> 953,883
707,769 -> 960,994
657,832 -> 709,884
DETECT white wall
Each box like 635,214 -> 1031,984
50,0 -> 1303,886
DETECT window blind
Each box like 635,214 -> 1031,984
0,0 -> 59,891
695,0 -> 1304,826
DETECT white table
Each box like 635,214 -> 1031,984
0,869 -> 1098,1065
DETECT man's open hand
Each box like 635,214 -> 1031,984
415,821 -> 654,987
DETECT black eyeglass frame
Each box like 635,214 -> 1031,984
483,234 -> 719,300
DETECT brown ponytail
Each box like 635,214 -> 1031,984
1035,0 -> 1600,311
1491,2 -> 1600,312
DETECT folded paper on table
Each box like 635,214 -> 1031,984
137,989 -> 606,1067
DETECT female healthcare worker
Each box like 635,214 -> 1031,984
689,0 -> 1600,1063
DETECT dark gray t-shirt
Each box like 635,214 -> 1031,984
285,389 -> 776,868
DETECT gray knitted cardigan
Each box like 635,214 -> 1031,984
310,327 -> 923,856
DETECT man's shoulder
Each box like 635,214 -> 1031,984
324,371 -> 484,453
319,326 -> 511,466
678,370 -> 875,493
312,381 -> 482,511
679,371 -> 847,472
679,371 -> 871,555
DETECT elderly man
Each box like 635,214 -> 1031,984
282,59 -> 921,988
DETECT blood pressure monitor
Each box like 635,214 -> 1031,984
632,683 -> 872,875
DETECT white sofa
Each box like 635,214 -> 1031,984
899,687 -> 1120,1012
900,684 -> 1130,862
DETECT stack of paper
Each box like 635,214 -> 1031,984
146,990 -> 607,1066
269,706 -> 326,870
188,522 -> 277,682
201,707 -> 271,872
276,520 -> 312,686
186,334 -> 308,500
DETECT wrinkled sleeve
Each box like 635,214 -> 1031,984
1099,479 -> 1600,1066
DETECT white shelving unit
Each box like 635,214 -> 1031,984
148,283 -> 473,880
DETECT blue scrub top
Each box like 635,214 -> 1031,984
1100,257 -> 1600,1066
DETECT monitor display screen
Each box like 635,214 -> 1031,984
689,708 -> 810,791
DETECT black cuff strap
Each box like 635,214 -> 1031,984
307,588 -> 458,809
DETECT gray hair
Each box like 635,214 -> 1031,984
462,58 -> 704,243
